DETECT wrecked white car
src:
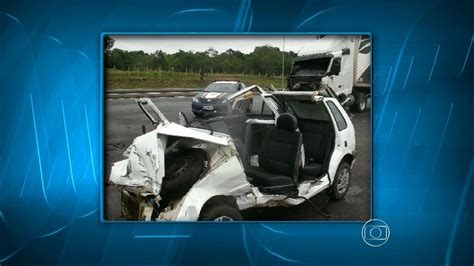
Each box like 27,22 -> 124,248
109,85 -> 356,221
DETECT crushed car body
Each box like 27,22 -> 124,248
109,85 -> 356,221
109,122 -> 231,193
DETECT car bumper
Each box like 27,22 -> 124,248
192,102 -> 228,115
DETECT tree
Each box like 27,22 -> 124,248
104,45 -> 297,76
151,50 -> 168,70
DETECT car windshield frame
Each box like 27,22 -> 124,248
204,82 -> 239,93
265,95 -> 285,115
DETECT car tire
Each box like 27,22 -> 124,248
198,196 -> 243,221
160,148 -> 208,200
329,162 -> 351,201
350,92 -> 367,113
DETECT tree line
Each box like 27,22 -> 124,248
104,46 -> 297,77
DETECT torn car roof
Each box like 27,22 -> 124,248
157,122 -> 230,146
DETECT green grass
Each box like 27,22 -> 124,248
105,68 -> 284,90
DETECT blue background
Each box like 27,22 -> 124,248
0,0 -> 473,265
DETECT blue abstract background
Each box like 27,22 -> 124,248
0,0 -> 472,265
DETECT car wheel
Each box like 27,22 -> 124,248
350,92 -> 367,113
160,149 -> 208,200
329,162 -> 351,200
198,196 -> 243,221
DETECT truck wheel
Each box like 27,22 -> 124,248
160,149 -> 208,199
329,162 -> 351,200
350,92 -> 367,113
198,196 -> 243,221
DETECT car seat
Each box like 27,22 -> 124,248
244,113 -> 302,195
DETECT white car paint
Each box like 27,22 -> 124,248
109,122 -> 232,195
171,155 -> 251,220
109,85 -> 356,221
109,129 -> 167,195
202,92 -> 225,99
324,97 -> 356,183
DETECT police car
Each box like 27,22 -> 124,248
191,80 -> 248,117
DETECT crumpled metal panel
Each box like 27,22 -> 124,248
109,121 -> 232,195
109,129 -> 166,195
156,122 -> 230,146
172,151 -> 252,220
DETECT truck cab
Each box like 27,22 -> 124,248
287,35 -> 371,113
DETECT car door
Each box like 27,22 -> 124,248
136,98 -> 170,126
324,98 -> 356,181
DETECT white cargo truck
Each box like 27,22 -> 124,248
287,35 -> 371,112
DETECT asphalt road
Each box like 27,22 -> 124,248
104,97 -> 370,221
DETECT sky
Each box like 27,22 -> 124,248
109,35 -> 338,54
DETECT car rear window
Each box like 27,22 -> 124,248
286,100 -> 330,121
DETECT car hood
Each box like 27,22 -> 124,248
196,91 -> 230,101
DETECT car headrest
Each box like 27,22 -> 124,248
276,113 -> 298,132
